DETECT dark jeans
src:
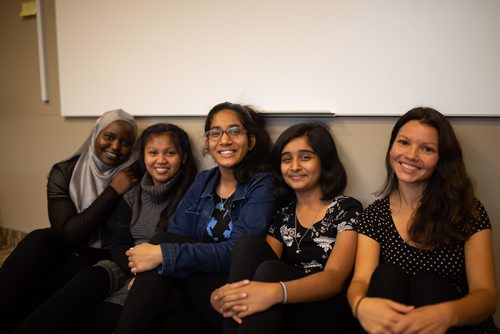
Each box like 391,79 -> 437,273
114,232 -> 226,334
0,228 -> 110,333
223,235 -> 357,334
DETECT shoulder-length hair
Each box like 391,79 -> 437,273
378,107 -> 477,246
271,122 -> 347,204
204,102 -> 272,183
138,123 -> 198,230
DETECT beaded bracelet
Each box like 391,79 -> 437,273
278,281 -> 287,304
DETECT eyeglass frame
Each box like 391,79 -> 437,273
205,125 -> 247,141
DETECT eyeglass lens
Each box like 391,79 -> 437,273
207,126 -> 244,139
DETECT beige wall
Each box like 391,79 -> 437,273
1,0 -> 500,324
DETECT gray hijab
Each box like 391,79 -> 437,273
69,109 -> 137,214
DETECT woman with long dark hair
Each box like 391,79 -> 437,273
348,107 -> 499,333
114,102 -> 276,334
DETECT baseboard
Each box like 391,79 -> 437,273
0,227 -> 27,248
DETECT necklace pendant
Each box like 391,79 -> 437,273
296,249 -> 301,254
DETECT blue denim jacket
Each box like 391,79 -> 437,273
159,167 -> 276,277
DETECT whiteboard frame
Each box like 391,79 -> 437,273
55,0 -> 500,117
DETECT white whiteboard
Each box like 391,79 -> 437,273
55,0 -> 500,117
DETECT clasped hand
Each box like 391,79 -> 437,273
358,297 -> 450,334
211,280 -> 282,325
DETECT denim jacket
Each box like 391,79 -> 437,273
158,167 -> 276,277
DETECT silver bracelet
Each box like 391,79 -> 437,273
278,281 -> 287,304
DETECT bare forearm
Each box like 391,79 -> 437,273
347,279 -> 369,316
446,289 -> 497,327
285,270 -> 345,304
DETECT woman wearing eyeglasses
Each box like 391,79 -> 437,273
114,102 -> 276,334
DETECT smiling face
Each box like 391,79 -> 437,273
390,120 -> 439,187
144,133 -> 183,185
205,109 -> 255,172
280,135 -> 322,196
94,120 -> 135,167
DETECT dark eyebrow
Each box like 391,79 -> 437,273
298,149 -> 316,154
281,149 -> 316,157
397,134 -> 438,147
210,124 -> 242,129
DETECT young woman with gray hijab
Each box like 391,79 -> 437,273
0,109 -> 139,333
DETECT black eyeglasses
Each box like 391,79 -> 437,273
205,125 -> 246,141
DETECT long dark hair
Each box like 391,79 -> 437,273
204,102 -> 272,183
378,107 -> 477,246
138,123 -> 198,230
271,122 -> 347,204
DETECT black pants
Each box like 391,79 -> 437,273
365,263 -> 470,334
114,232 -> 227,334
223,235 -> 357,334
0,228 -> 110,333
12,265 -> 121,334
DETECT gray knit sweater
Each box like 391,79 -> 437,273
124,173 -> 177,244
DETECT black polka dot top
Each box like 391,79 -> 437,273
358,197 -> 491,294
358,197 -> 497,333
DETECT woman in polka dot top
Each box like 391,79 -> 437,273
348,107 -> 499,333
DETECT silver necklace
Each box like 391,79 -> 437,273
294,214 -> 310,254
218,183 -> 234,211
294,205 -> 324,254
220,196 -> 230,211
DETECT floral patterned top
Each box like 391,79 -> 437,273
267,195 -> 362,275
